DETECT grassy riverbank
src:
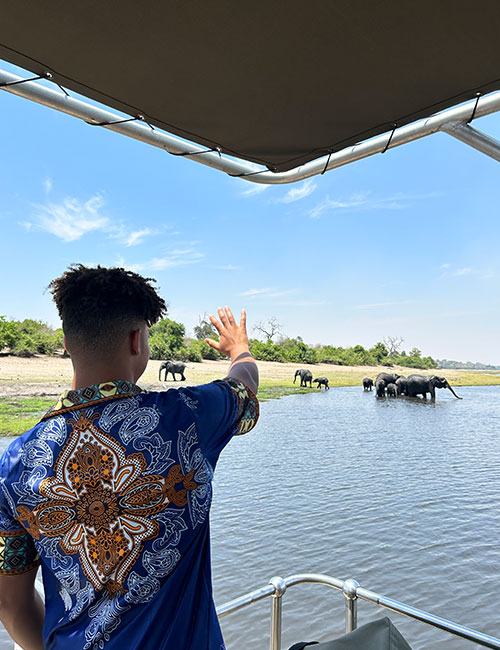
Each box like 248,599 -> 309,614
0,355 -> 499,436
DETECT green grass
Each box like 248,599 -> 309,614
1,369 -> 499,436
0,398 -> 54,437
257,386 -> 312,400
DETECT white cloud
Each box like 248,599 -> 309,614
25,195 -> 160,247
440,265 -> 493,279
241,183 -> 269,197
215,264 -> 240,271
309,191 -> 435,219
119,248 -> 204,273
27,194 -> 108,241
241,287 -> 295,298
124,228 -> 153,247
43,177 -> 53,194
242,288 -> 273,296
279,179 -> 316,203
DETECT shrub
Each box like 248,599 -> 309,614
149,318 -> 186,360
12,334 -> 37,357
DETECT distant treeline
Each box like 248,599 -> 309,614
0,315 -> 439,369
437,359 -> 500,371
0,317 -> 64,356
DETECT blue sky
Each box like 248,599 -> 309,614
1,61 -> 499,364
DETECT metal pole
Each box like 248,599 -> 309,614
2,67 -> 500,184
343,579 -> 359,633
269,576 -> 287,650
440,122 -> 500,163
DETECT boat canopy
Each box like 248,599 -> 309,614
1,0 -> 500,183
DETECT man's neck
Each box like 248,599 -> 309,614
71,363 -> 136,391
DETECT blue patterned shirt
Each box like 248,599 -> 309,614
0,378 -> 259,650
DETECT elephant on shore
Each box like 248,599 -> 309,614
294,369 -> 313,388
159,360 -> 186,381
313,377 -> 329,390
375,379 -> 386,397
406,374 -> 462,400
395,376 -> 408,396
375,372 -> 401,386
362,377 -> 373,391
386,383 -> 398,397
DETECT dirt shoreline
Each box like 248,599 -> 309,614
1,355 -> 498,400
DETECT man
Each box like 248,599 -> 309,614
0,264 -> 259,650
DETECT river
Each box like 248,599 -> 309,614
1,385 -> 499,649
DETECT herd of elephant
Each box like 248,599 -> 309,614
294,369 -> 329,389
363,372 -> 462,400
158,362 -> 461,402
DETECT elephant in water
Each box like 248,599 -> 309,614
375,372 -> 401,386
375,379 -> 386,397
386,383 -> 398,397
362,377 -> 373,391
406,374 -> 462,399
294,369 -> 313,388
159,360 -> 186,381
395,376 -> 408,396
313,377 -> 329,390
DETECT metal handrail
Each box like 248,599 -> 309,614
216,572 -> 500,650
2,66 -> 500,184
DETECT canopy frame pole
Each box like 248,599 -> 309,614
440,121 -> 500,163
2,66 -> 500,185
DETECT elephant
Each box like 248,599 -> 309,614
362,377 -> 373,391
375,379 -> 386,397
386,383 -> 398,397
159,360 -> 186,381
313,377 -> 329,390
294,369 -> 313,388
375,372 -> 401,386
406,374 -> 462,400
395,376 -> 408,396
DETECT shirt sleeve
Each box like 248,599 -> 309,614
176,379 -> 259,467
0,453 -> 40,575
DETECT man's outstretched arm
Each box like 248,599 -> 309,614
0,568 -> 44,650
205,307 -> 259,395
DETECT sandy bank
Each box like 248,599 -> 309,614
0,355 -> 498,400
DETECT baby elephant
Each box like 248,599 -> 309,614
386,383 -> 398,397
313,377 -> 329,390
375,379 -> 386,397
362,377 -> 373,391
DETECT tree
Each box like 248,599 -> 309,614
370,341 -> 389,363
149,318 -> 185,360
0,316 -> 20,350
383,336 -> 404,357
253,317 -> 282,342
193,315 -> 218,341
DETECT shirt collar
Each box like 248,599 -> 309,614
43,380 -> 143,420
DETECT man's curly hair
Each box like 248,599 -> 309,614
48,264 -> 167,356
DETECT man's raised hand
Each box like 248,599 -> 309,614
205,307 -> 249,360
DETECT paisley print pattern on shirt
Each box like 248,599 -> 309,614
16,411 -> 198,596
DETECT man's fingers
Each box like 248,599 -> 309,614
225,306 -> 235,326
240,309 -> 247,330
218,307 -> 229,327
205,338 -> 221,350
209,314 -> 223,335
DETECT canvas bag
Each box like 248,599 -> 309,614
288,617 -> 413,650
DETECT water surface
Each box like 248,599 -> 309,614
1,386 -> 499,649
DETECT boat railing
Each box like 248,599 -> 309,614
216,572 -> 500,650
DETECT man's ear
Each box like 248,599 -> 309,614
130,329 -> 141,356
63,336 -> 70,354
